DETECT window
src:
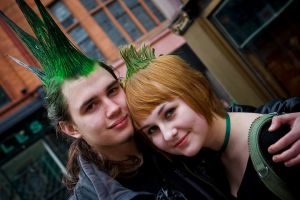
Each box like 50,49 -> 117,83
49,1 -> 77,28
0,86 -> 11,109
69,26 -> 103,60
144,0 -> 165,21
124,0 -> 156,31
82,0 -> 166,47
49,0 -> 166,61
93,10 -> 127,47
1,141 -> 69,199
80,0 -> 98,11
108,1 -> 142,40
210,0 -> 300,97
49,1 -> 104,61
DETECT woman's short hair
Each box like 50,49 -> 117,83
125,54 -> 225,129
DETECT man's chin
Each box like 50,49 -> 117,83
120,130 -> 135,144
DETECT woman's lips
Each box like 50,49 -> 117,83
174,132 -> 189,148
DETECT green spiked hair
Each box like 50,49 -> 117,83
120,44 -> 156,80
0,0 -> 114,87
0,0 -> 116,131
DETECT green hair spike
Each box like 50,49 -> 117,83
0,0 -> 99,87
120,44 -> 156,80
9,56 -> 45,81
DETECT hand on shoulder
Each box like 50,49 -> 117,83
268,112 -> 300,167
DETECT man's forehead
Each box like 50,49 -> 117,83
62,68 -> 116,104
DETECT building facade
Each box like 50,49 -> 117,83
171,0 -> 300,105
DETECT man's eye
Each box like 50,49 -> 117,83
85,102 -> 97,113
147,126 -> 159,135
108,85 -> 120,96
165,108 -> 175,119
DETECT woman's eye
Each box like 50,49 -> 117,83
165,108 -> 175,119
147,126 -> 159,135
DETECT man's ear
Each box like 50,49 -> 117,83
59,121 -> 81,138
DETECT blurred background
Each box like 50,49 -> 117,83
0,0 -> 299,199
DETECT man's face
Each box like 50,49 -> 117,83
60,67 -> 134,154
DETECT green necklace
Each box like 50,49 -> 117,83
219,112 -> 231,153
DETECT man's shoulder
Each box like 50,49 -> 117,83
72,155 -> 151,200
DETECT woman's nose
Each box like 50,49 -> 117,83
162,127 -> 178,141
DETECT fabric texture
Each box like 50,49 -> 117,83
68,156 -> 152,200
70,148 -> 233,200
229,97 -> 300,114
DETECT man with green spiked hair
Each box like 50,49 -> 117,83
0,0 -> 151,199
2,0 -> 300,199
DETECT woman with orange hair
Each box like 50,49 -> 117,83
122,44 -> 300,200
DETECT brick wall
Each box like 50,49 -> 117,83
0,0 -> 42,120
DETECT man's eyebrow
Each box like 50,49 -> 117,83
106,80 -> 119,90
79,96 -> 96,113
79,79 -> 119,113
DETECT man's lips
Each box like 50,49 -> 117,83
108,115 -> 128,129
174,132 -> 189,147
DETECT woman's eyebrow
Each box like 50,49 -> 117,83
157,104 -> 166,116
139,103 -> 168,131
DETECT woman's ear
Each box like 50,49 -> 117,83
59,121 -> 81,138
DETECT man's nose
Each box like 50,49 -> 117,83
161,126 -> 178,141
105,99 -> 121,118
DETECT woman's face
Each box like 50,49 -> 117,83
139,98 -> 209,157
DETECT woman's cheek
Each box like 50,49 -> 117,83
152,136 -> 164,150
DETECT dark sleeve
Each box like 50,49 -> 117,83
227,103 -> 257,113
255,97 -> 300,114
228,97 -> 300,114
68,194 -> 76,200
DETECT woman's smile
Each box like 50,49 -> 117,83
174,132 -> 190,148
